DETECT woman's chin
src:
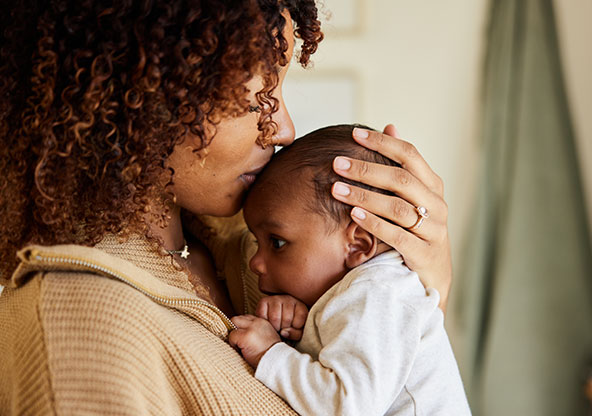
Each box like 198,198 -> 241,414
181,183 -> 247,217
219,202 -> 243,217
210,193 -> 246,217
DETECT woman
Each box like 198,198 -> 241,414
0,0 -> 452,414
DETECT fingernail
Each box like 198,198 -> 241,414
333,182 -> 351,196
351,207 -> 366,220
280,329 -> 289,338
334,157 -> 351,171
353,127 -> 369,139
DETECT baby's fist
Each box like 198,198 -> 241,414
256,295 -> 308,341
229,315 -> 281,368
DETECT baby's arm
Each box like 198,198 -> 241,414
255,295 -> 308,341
250,280 -> 421,416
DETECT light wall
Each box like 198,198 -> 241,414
284,0 -> 490,283
284,0 -> 592,293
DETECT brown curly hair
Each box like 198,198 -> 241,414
0,0 -> 323,278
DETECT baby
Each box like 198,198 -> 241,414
229,124 -> 471,415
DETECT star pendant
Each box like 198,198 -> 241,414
180,245 -> 190,259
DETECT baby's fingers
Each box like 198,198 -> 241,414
230,314 -> 256,329
255,299 -> 269,320
266,301 -> 283,332
280,327 -> 304,341
280,305 -> 295,331
291,304 -> 308,329
228,328 -> 245,349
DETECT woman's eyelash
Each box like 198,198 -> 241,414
248,105 -> 262,113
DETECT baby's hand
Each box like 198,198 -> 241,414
229,315 -> 280,368
256,295 -> 308,341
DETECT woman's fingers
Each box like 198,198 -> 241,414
351,127 -> 444,196
332,181 -> 417,229
342,187 -> 448,247
349,207 -> 426,260
330,124 -> 453,312
382,123 -> 400,139
333,157 -> 441,212
332,181 -> 446,237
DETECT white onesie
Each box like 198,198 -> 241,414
255,250 -> 471,416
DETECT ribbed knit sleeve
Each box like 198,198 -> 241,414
1,268 -> 297,415
0,278 -> 54,415
41,272 -> 178,414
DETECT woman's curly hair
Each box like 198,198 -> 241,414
0,0 -> 323,277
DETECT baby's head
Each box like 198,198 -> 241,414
243,124 -> 400,307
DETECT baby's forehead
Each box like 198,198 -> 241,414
244,164 -> 347,236
244,168 -> 320,221
246,169 -> 311,210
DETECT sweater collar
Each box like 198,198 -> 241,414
6,239 -> 234,338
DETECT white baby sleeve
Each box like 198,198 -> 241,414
255,278 -> 423,416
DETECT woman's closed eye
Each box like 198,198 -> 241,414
270,236 -> 286,250
248,104 -> 262,113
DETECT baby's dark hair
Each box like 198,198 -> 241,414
253,124 -> 401,229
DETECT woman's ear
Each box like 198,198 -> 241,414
344,221 -> 379,269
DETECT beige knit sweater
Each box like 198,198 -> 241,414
0,216 -> 295,415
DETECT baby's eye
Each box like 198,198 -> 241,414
248,104 -> 262,113
270,237 -> 286,249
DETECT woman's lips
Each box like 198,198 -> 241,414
240,173 -> 257,187
239,164 -> 267,188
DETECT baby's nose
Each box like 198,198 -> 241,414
249,251 -> 266,277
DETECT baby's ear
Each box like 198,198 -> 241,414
344,221 -> 379,269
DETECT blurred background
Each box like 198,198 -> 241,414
284,0 -> 592,414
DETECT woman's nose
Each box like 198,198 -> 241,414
273,98 -> 295,147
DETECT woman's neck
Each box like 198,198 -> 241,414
148,205 -> 186,251
146,205 -> 236,316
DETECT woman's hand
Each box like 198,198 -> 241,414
331,124 -> 452,313
256,295 -> 308,341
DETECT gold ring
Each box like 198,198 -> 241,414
409,205 -> 429,230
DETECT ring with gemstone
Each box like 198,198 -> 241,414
409,205 -> 429,230
416,205 -> 429,219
